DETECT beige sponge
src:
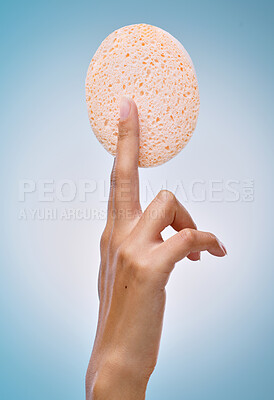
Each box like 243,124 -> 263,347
86,24 -> 200,167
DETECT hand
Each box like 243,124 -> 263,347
86,97 -> 227,400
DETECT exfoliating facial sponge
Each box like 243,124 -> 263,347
86,24 -> 199,167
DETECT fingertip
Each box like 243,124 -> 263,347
216,239 -> 227,256
119,97 -> 138,120
128,97 -> 138,116
119,96 -> 131,121
206,236 -> 227,257
220,242 -> 227,255
118,97 -> 139,142
209,246 -> 227,257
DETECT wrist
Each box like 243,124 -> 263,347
87,352 -> 149,400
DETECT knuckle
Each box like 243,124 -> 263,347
179,228 -> 196,246
118,122 -> 131,139
207,232 -> 218,243
114,165 -> 129,181
133,257 -> 150,273
100,229 -> 110,250
131,252 -> 159,283
117,244 -> 150,278
117,243 -> 134,264
116,245 -> 160,287
109,232 -> 120,250
157,190 -> 176,207
132,261 -> 151,284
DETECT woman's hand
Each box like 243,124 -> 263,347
86,97 -> 227,400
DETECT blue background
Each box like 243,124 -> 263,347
1,0 -> 273,399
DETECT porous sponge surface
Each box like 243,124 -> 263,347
86,24 -> 200,167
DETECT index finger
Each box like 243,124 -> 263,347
114,97 -> 141,221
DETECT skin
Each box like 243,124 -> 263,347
86,97 -> 227,400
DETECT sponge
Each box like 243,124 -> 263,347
86,24 -> 199,167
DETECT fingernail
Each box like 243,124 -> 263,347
120,96 -> 131,121
220,242 -> 227,255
